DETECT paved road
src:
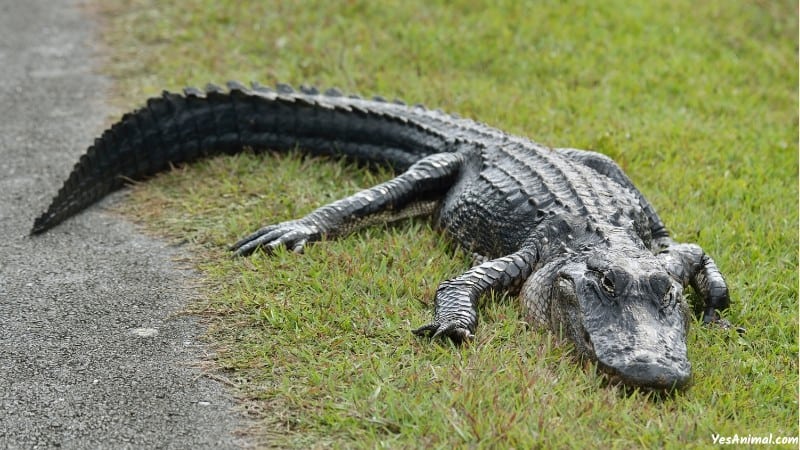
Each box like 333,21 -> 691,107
0,1 -> 248,447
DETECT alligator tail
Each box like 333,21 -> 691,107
31,81 -> 449,234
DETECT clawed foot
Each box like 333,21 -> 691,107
230,220 -> 321,257
703,308 -> 746,335
413,321 -> 474,345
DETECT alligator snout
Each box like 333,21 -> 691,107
600,354 -> 691,390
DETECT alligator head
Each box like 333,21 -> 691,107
521,249 -> 691,391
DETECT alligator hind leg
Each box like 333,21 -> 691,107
231,151 -> 466,256
657,241 -> 740,330
413,247 -> 539,343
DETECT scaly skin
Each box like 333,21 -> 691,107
32,82 -> 735,390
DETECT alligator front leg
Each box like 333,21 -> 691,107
414,247 -> 538,343
657,240 -> 740,330
231,151 -> 467,256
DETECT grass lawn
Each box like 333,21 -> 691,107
93,0 -> 797,447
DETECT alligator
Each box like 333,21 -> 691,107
32,82 -> 735,391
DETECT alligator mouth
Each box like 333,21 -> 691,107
595,359 -> 692,392
585,333 -> 691,391
578,331 -> 689,391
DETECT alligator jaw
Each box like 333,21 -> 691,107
594,347 -> 692,392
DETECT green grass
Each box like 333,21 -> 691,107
95,0 -> 797,447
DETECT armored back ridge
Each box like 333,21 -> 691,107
34,82 -> 735,390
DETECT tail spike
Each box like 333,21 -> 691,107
276,83 -> 294,94
250,81 -> 273,93
226,80 -> 249,93
205,83 -> 224,93
299,84 -> 319,95
183,86 -> 204,97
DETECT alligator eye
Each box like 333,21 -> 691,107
588,269 -> 615,296
600,274 -> 615,295
661,285 -> 676,309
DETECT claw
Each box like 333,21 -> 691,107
231,238 -> 268,257
703,308 -> 746,335
431,322 -> 458,340
412,323 -> 439,336
229,220 -> 319,257
444,327 -> 474,344
291,240 -> 307,254
413,322 -> 474,345
229,224 -> 279,254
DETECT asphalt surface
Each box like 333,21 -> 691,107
0,1 -> 249,447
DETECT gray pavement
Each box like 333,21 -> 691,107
0,1 -> 248,448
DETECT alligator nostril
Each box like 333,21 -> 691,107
650,273 -> 672,300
